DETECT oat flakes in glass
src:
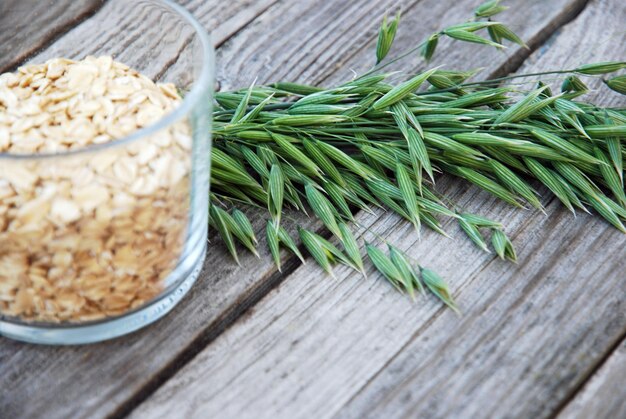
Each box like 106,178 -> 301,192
0,0 -> 213,344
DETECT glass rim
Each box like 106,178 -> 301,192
0,0 -> 213,161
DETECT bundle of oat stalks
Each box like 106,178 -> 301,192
209,1 -> 626,309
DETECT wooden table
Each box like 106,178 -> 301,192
1,0 -> 625,417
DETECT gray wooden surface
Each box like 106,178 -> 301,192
1,0 -> 625,418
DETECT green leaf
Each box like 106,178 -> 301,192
271,114 -> 348,126
215,206 -> 259,257
447,165 -> 523,207
315,140 -> 377,179
212,147 -> 248,172
424,132 -> 485,157
240,145 -> 270,179
271,82 -> 324,95
398,101 -> 424,140
585,125 -> 626,138
459,213 -> 502,229
325,182 -> 355,221
588,196 -> 626,233
489,23 -> 527,48
239,94 -> 275,123
553,161 -> 601,200
606,137 -> 624,185
421,212 -> 450,237
303,139 -> 346,187
561,76 -> 588,93
343,172 -> 381,207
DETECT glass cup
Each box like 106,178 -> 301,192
0,0 -> 213,344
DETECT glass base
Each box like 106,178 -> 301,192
0,242 -> 206,345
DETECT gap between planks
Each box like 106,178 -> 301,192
0,1 -> 412,418
552,328 -> 626,418
121,0 -> 586,414
124,0 -> 626,418
1,0 -> 616,418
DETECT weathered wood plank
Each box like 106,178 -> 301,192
179,0 -> 279,47
0,0 -> 424,418
0,0 -> 283,418
557,337 -> 626,419
1,0 -> 544,417
128,1 -> 626,419
0,0 -> 104,73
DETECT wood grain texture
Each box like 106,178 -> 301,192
0,1 -> 282,418
215,0 -> 588,90
558,337 -> 626,419
0,0 -> 104,73
0,0 -> 424,417
127,1 -> 626,419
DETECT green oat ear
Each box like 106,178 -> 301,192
299,228 -> 336,277
458,216 -> 490,253
420,267 -> 459,313
574,61 -> 626,75
474,0 -> 508,18
268,164 -> 284,228
366,243 -> 404,293
373,68 -> 439,109
278,227 -> 306,264
305,183 -> 342,238
376,12 -> 401,64
444,28 -> 505,49
232,209 -> 258,245
266,221 -> 282,271
488,23 -> 528,49
605,75 -> 626,95
388,244 -> 425,298
339,223 -> 365,276
491,229 -> 517,262
421,33 -> 439,62
210,204 -> 240,265
396,162 -> 421,233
